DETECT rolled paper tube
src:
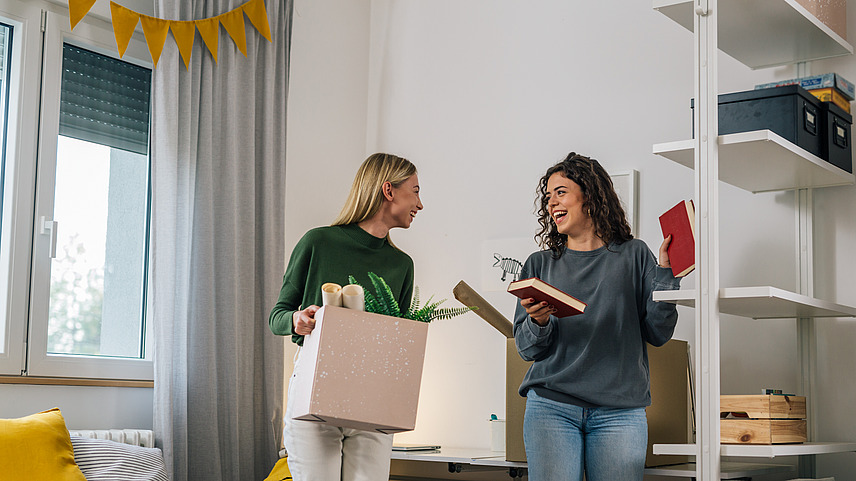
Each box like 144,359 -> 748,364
341,284 -> 365,311
321,282 -> 343,307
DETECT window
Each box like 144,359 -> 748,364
45,45 -> 151,359
0,22 -> 12,350
1,3 -> 153,380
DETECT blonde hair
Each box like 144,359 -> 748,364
332,153 -> 417,227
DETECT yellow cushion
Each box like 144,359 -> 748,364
263,456 -> 293,481
0,408 -> 87,480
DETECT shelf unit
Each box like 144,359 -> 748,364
653,0 -> 856,476
655,442 -> 856,458
653,129 -> 855,193
653,0 -> 853,69
654,286 -> 856,320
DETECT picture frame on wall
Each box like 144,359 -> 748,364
610,170 -> 638,237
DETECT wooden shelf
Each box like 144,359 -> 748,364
654,286 -> 856,319
653,130 -> 855,193
653,0 -> 853,69
654,442 -> 856,457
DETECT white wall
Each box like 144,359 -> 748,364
284,0 -> 856,477
0,384 -> 153,429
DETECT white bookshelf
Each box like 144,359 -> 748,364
654,442 -> 856,458
653,0 -> 853,69
653,0 -> 856,477
654,286 -> 856,319
653,130 -> 855,193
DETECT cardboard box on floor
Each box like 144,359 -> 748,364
454,281 -> 691,465
290,305 -> 429,434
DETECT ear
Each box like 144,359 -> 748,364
382,181 -> 394,201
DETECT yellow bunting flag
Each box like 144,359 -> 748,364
69,0 -> 97,30
170,21 -> 196,70
106,0 -> 270,68
243,0 -> 271,43
195,17 -> 220,63
220,9 -> 247,57
110,2 -> 140,58
140,16 -> 170,68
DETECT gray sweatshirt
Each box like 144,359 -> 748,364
513,239 -> 681,408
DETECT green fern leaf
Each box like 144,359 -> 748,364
369,272 -> 400,317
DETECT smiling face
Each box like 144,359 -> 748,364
545,172 -> 592,240
388,174 -> 423,229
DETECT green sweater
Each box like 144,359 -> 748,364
269,223 -> 415,345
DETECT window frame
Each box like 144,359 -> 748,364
0,4 -> 155,381
0,1 -> 42,376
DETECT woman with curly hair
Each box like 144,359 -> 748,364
512,152 -> 681,481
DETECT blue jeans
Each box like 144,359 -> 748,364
523,390 -> 648,481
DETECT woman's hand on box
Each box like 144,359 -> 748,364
293,305 -> 320,335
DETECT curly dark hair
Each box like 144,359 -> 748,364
535,152 -> 633,257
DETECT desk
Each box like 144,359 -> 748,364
390,449 -> 794,480
390,448 -> 525,479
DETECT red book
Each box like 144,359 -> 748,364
507,277 -> 586,318
659,200 -> 696,277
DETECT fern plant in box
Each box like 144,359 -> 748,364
348,272 -> 475,322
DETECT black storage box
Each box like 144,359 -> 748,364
692,85 -> 822,160
819,101 -> 852,173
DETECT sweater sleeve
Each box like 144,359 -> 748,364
512,254 -> 556,361
269,233 -> 314,345
398,257 -> 415,314
639,248 -> 681,347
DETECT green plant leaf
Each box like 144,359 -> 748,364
347,272 -> 475,322
368,272 -> 400,317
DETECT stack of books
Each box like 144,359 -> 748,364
756,73 -> 854,113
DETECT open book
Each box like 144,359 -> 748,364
507,277 -> 586,318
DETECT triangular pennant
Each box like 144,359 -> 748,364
195,17 -> 220,63
69,0 -> 97,30
242,0 -> 271,43
219,9 -> 247,57
140,15 -> 170,68
170,21 -> 196,70
110,2 -> 140,58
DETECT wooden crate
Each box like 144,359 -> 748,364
720,419 -> 807,444
720,395 -> 806,419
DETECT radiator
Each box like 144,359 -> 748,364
68,429 -> 155,448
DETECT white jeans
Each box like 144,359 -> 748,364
284,350 -> 393,481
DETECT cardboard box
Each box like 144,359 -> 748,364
506,338 -> 531,462
721,419 -> 807,444
794,0 -> 847,40
756,73 -> 855,101
453,281 -> 691,465
645,340 -> 692,467
453,281 -> 530,462
290,305 -> 429,434
808,87 -> 851,113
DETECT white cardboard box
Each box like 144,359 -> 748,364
290,305 -> 429,434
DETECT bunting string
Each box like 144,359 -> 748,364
68,0 -> 272,69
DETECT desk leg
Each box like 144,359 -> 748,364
508,467 -> 526,478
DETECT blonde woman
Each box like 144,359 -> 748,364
269,153 -> 423,481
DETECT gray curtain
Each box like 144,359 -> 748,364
150,1 -> 291,480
